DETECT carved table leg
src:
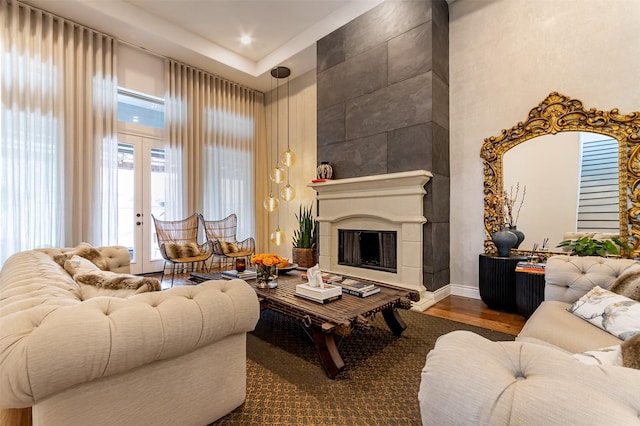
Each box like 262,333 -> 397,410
311,328 -> 345,379
382,307 -> 407,336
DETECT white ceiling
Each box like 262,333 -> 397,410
22,0 -> 384,92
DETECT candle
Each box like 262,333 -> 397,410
235,258 -> 246,272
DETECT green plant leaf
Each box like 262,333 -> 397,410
556,236 -> 631,258
292,203 -> 317,248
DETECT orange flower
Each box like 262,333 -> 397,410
251,253 -> 284,267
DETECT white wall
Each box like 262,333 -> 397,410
449,0 -> 640,290
118,44 -> 164,97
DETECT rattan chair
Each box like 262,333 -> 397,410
202,213 -> 255,270
152,213 -> 213,287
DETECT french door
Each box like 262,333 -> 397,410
117,132 -> 166,274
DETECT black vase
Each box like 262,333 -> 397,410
509,226 -> 525,249
492,228 -> 518,257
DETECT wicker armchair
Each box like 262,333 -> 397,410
152,213 -> 213,286
202,213 -> 255,270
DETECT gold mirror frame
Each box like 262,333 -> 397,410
481,92 -> 640,259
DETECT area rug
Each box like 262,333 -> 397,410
211,309 -> 514,426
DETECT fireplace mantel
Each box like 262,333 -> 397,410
309,170 -> 434,311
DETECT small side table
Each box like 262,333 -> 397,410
478,254 -> 526,312
515,270 -> 545,318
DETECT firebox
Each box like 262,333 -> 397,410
338,229 -> 397,273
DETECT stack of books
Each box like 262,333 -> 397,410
221,269 -> 257,280
341,278 -> 380,297
515,261 -> 546,274
294,283 -> 342,304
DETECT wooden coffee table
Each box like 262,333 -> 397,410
190,270 -> 419,378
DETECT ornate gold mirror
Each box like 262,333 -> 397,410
481,92 -> 640,258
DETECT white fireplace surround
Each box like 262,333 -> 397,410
309,170 -> 435,311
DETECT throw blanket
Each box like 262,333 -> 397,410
75,271 -> 161,292
622,334 -> 640,369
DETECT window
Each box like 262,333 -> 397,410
117,88 -> 165,129
577,134 -> 619,233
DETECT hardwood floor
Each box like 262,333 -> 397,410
423,295 -> 526,336
151,269 -> 526,336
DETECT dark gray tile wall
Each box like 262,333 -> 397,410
316,0 -> 450,292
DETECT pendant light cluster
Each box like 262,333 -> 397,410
265,66 -> 296,246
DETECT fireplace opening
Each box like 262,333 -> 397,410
338,229 -> 397,273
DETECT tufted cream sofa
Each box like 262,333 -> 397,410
0,246 -> 260,426
517,255 -> 637,351
419,255 -> 640,425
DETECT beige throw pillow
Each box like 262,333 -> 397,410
53,243 -> 109,271
572,345 -> 623,366
74,270 -> 161,292
63,255 -> 101,276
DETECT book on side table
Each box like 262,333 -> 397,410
221,269 -> 257,280
515,261 -> 546,274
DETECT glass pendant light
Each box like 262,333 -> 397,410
280,148 -> 296,167
280,182 -> 296,201
270,164 -> 286,183
264,193 -> 279,212
270,226 -> 285,246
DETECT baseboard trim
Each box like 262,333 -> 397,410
449,284 -> 480,299
411,284 -> 480,311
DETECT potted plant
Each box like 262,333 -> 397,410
557,236 -> 632,257
292,203 -> 318,268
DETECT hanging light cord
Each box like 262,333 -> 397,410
286,73 -> 290,152
285,73 -> 290,186
269,70 -> 274,196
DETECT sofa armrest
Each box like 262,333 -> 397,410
0,279 -> 259,408
96,245 -> 131,273
419,331 -> 640,426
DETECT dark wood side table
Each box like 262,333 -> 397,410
479,254 -> 527,312
515,270 -> 545,318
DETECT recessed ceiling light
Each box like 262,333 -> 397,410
240,35 -> 251,45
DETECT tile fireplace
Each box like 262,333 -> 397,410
310,170 -> 434,311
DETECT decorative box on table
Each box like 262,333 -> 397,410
295,283 -> 342,304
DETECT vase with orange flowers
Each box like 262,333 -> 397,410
252,253 -> 284,288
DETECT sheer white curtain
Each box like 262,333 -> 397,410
164,60 -> 261,242
0,0 -> 118,263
